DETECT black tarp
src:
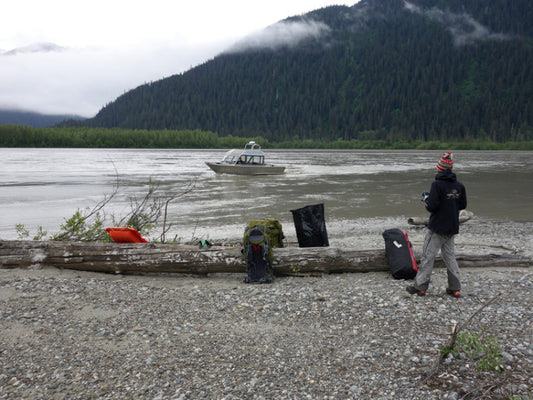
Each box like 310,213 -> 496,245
290,203 -> 329,248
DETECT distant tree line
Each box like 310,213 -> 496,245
1,125 -> 531,150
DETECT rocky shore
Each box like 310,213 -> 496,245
1,218 -> 532,399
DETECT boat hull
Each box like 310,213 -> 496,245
205,162 -> 285,175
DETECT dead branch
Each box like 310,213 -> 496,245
50,165 -> 120,241
160,178 -> 197,243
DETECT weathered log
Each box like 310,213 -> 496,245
0,240 -> 530,276
408,210 -> 474,226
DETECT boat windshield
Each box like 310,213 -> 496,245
222,150 -> 241,164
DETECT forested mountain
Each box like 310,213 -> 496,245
81,0 -> 533,142
0,110 -> 85,128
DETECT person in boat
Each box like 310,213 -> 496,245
407,152 -> 467,298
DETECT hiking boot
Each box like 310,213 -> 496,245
446,288 -> 461,298
406,286 -> 426,296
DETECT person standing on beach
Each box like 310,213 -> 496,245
407,152 -> 467,297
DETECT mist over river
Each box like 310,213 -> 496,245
1,148 -> 531,243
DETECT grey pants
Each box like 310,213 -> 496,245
414,229 -> 461,292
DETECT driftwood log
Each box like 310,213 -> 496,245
408,210 -> 474,226
1,240 -> 530,276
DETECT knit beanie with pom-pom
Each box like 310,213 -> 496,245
437,152 -> 453,171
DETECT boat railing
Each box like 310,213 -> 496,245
244,141 -> 262,151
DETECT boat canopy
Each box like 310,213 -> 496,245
244,141 -> 261,152
221,141 -> 265,165
206,141 -> 285,175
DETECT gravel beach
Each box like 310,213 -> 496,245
1,218 -> 532,400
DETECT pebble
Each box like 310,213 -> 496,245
1,265 -> 531,400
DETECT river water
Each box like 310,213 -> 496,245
0,148 -> 531,243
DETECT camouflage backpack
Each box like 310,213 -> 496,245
245,218 -> 284,248
243,225 -> 274,284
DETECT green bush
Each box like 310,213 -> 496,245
440,331 -> 504,372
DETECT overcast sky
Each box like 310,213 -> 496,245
0,1 -> 356,118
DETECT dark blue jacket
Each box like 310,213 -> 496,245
426,169 -> 467,235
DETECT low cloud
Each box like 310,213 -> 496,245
404,1 -> 512,46
227,19 -> 331,53
0,42 -> 228,117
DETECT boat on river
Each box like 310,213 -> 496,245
205,141 -> 285,175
